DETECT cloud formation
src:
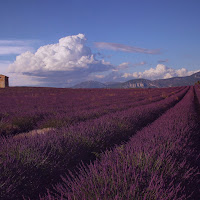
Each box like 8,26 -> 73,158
158,59 -> 169,63
6,35 -> 198,87
117,61 -> 146,70
94,74 -> 105,79
0,40 -> 35,55
0,60 -> 11,75
0,40 -> 35,45
0,46 -> 33,55
8,34 -> 114,86
94,42 -> 160,54
122,64 -> 198,80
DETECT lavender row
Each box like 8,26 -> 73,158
0,87 -> 156,114
15,86 -> 184,139
1,87 -> 181,117
0,87 -> 188,199
0,87 -> 180,113
194,84 -> 200,103
0,87 -> 184,136
45,86 -> 200,200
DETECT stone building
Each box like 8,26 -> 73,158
0,74 -> 9,88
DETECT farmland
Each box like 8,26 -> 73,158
0,86 -> 199,200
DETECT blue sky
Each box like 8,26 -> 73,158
0,0 -> 200,87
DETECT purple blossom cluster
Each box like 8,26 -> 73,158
41,86 -> 200,200
0,86 -> 197,200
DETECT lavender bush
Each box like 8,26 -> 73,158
0,87 -> 188,199
42,86 -> 199,200
0,87 -> 184,136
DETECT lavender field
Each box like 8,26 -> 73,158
0,86 -> 199,200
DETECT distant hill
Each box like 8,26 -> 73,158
151,72 -> 200,87
72,71 -> 200,88
72,80 -> 107,88
108,79 -> 155,88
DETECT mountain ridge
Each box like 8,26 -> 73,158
72,71 -> 200,88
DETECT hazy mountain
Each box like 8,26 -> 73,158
108,79 -> 155,88
72,71 -> 200,88
72,80 -> 107,88
151,71 -> 200,87
104,81 -> 122,85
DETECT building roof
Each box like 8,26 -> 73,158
0,74 -> 9,78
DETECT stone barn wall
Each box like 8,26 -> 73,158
0,75 -> 9,88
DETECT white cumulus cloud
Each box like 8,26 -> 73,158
8,34 -> 114,87
122,64 -> 199,80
